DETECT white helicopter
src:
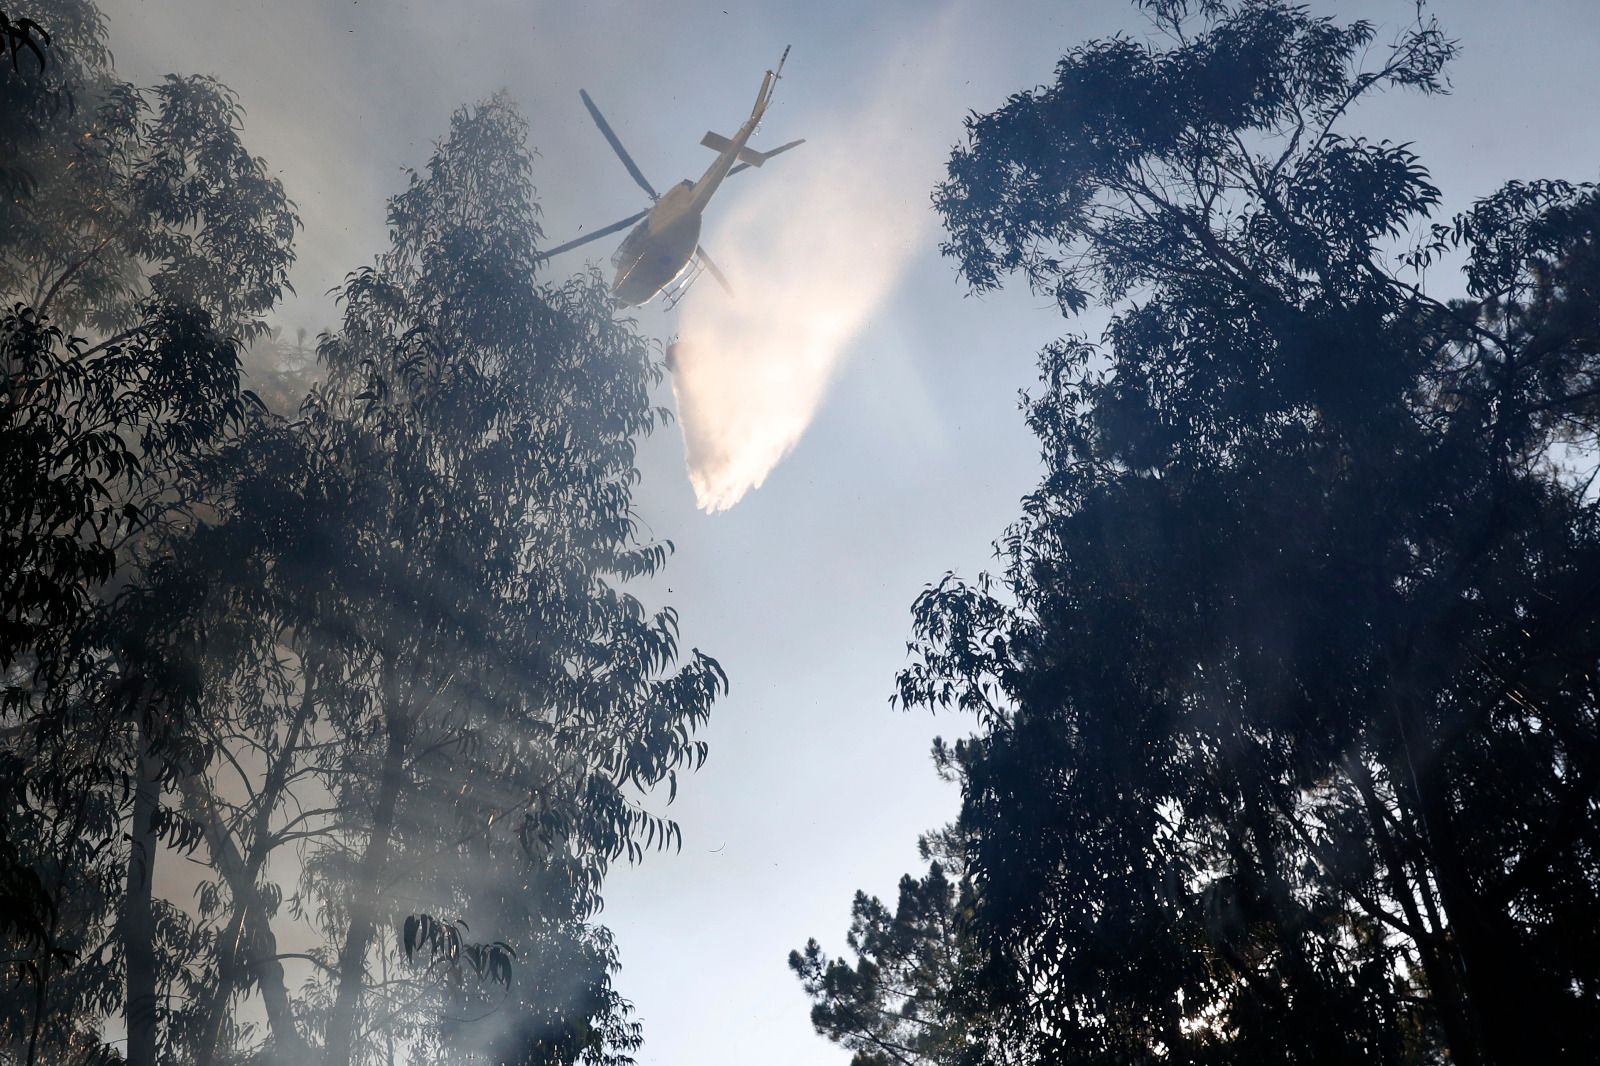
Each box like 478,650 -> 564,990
536,48 -> 803,307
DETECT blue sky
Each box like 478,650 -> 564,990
99,1 -> 1600,1062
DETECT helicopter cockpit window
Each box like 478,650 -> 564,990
611,226 -> 648,271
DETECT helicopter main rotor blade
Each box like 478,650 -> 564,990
536,209 -> 649,262
728,138 -> 806,178
579,89 -> 658,201
695,245 -> 735,298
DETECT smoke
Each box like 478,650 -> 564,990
670,15 -> 960,512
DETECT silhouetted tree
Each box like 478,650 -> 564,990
790,835 -> 1012,1066
1,3 -> 296,1062
0,5 -> 54,200
6,8 -> 723,1059
805,2 -> 1600,1064
165,96 -> 723,1066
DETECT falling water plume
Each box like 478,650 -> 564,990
670,19 -> 958,512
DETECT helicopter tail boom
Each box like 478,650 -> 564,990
748,47 -> 789,126
686,47 -> 793,215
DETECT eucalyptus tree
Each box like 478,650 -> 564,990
805,2 -> 1600,1063
169,96 -> 724,1066
0,1 -> 296,1062
0,7 -> 51,199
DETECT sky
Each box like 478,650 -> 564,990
97,1 -> 1600,1062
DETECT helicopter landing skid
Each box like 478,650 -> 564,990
662,260 -> 705,310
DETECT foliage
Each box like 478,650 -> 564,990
1,302 -> 256,678
1,3 -> 296,1061
3,3 -> 718,1065
144,94 -> 722,1066
240,325 -> 321,415
0,1 -> 295,340
0,3 -> 58,199
790,836 -> 1010,1066
0,10 -> 47,72
804,3 -> 1600,1064
262,93 -> 722,1066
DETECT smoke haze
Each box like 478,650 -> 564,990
670,17 -> 958,512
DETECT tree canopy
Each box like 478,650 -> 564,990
800,2 -> 1600,1064
10,1 -> 1600,1063
1,3 -> 721,1064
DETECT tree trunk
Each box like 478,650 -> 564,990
324,659 -> 408,1066
1418,780 -> 1570,1065
192,667 -> 318,1066
123,728 -> 161,1066
180,771 -> 313,1063
194,908 -> 247,1066
1348,760 -> 1483,1066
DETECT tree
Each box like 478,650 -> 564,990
805,2 -> 1600,1064
790,835 -> 1010,1066
1,3 -> 297,1062
159,95 -> 723,1066
0,5 -> 56,201
5,5 -> 723,1059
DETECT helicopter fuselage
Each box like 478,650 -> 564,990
539,53 -> 796,306
608,65 -> 780,306
611,183 -> 703,306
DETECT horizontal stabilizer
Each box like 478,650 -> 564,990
701,130 -> 769,168
727,138 -> 804,178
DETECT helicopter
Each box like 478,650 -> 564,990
535,47 -> 804,307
